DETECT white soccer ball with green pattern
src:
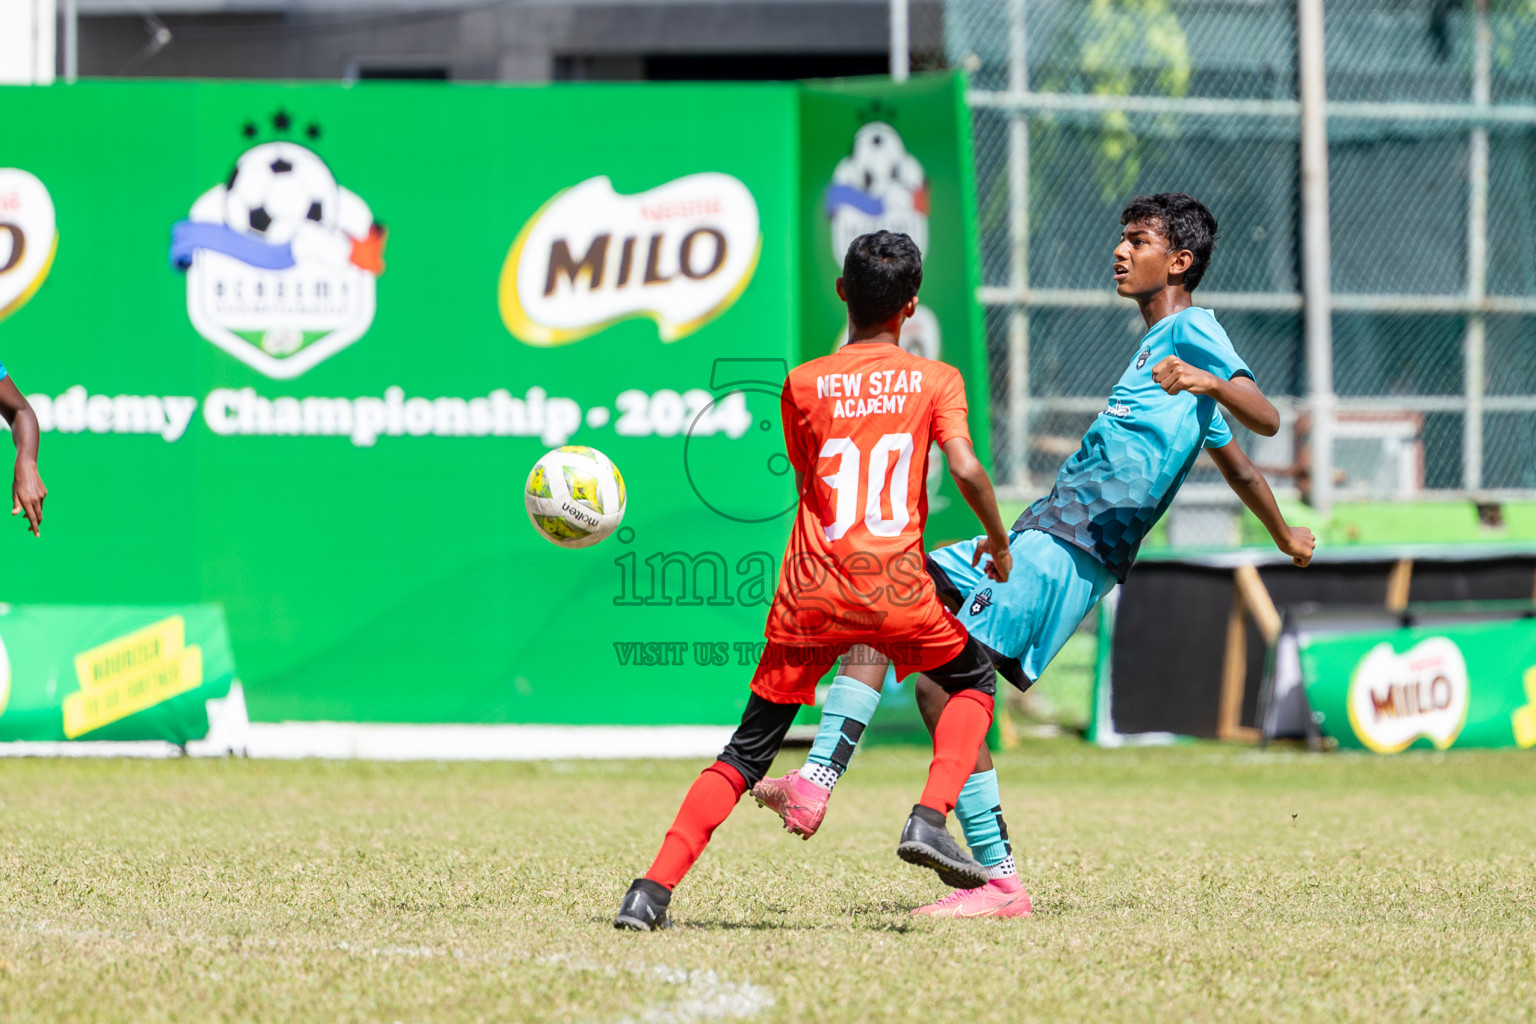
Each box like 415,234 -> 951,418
525,445 -> 627,548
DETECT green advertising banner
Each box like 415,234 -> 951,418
1299,619 -> 1536,752
0,604 -> 236,743
0,75 -> 987,731
799,75 -> 991,546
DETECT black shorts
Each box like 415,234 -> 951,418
926,552 -> 1029,692
922,633 -> 997,698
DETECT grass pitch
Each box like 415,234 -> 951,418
2,743 -> 1533,1023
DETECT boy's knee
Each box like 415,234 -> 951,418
716,746 -> 771,789
701,760 -> 748,797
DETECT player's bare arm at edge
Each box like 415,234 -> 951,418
1208,439 -> 1313,567
1151,361 -> 1280,437
941,436 -> 1012,583
0,376 -> 45,537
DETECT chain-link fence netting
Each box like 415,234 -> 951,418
946,0 -> 1536,504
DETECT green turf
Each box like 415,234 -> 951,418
2,745 -> 1533,1023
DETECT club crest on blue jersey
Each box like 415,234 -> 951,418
969,588 -> 993,616
1136,348 -> 1151,369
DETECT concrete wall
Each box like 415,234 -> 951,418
70,0 -> 944,82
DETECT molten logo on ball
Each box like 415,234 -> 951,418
525,445 -> 628,549
499,173 -> 761,347
1346,636 -> 1470,753
170,124 -> 387,379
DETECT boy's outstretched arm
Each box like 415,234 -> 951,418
0,377 -> 44,537
1153,359 -> 1281,437
1209,439 -> 1313,566
940,437 -> 1012,582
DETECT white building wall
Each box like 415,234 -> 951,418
0,0 -> 56,84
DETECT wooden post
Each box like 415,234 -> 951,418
1385,558 -> 1414,612
1234,564 -> 1282,644
1218,565 -> 1265,743
997,704 -> 1021,749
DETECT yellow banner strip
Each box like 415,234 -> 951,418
63,646 -> 203,738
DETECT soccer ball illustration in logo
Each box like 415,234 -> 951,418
223,143 -> 341,246
170,127 -> 386,379
825,122 -> 930,261
525,445 -> 628,549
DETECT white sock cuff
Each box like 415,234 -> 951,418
800,763 -> 839,792
987,855 -> 1017,880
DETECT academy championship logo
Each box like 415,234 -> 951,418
1346,637 -> 1470,753
499,173 -> 761,347
0,169 -> 58,324
827,122 -> 929,259
826,122 -> 939,360
170,114 -> 387,379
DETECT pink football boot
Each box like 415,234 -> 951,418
910,878 -> 1033,918
751,770 -> 830,839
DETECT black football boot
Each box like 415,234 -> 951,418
614,878 -> 673,931
896,804 -> 989,890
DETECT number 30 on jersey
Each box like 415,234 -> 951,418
816,432 -> 915,541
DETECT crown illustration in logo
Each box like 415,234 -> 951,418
854,99 -> 900,125
240,109 -> 323,143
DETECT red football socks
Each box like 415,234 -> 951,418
919,689 -> 994,816
644,761 -> 748,890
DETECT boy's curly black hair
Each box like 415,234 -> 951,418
1120,193 -> 1219,290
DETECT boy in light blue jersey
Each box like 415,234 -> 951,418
752,193 -> 1315,917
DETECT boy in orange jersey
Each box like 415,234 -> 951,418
615,231 -> 1012,931
756,194 -> 1317,920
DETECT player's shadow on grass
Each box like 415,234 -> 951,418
590,903 -> 923,931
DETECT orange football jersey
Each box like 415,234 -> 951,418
766,342 -> 971,647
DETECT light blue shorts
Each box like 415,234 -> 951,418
927,529 -> 1117,690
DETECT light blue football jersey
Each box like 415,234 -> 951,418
1014,306 -> 1252,580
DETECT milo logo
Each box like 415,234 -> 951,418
0,169 -> 57,324
1346,637 -> 1470,753
499,173 -> 761,347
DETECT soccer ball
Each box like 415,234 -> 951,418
525,445 -> 627,549
224,142 -> 340,245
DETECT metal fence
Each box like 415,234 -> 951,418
944,0 -> 1536,513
